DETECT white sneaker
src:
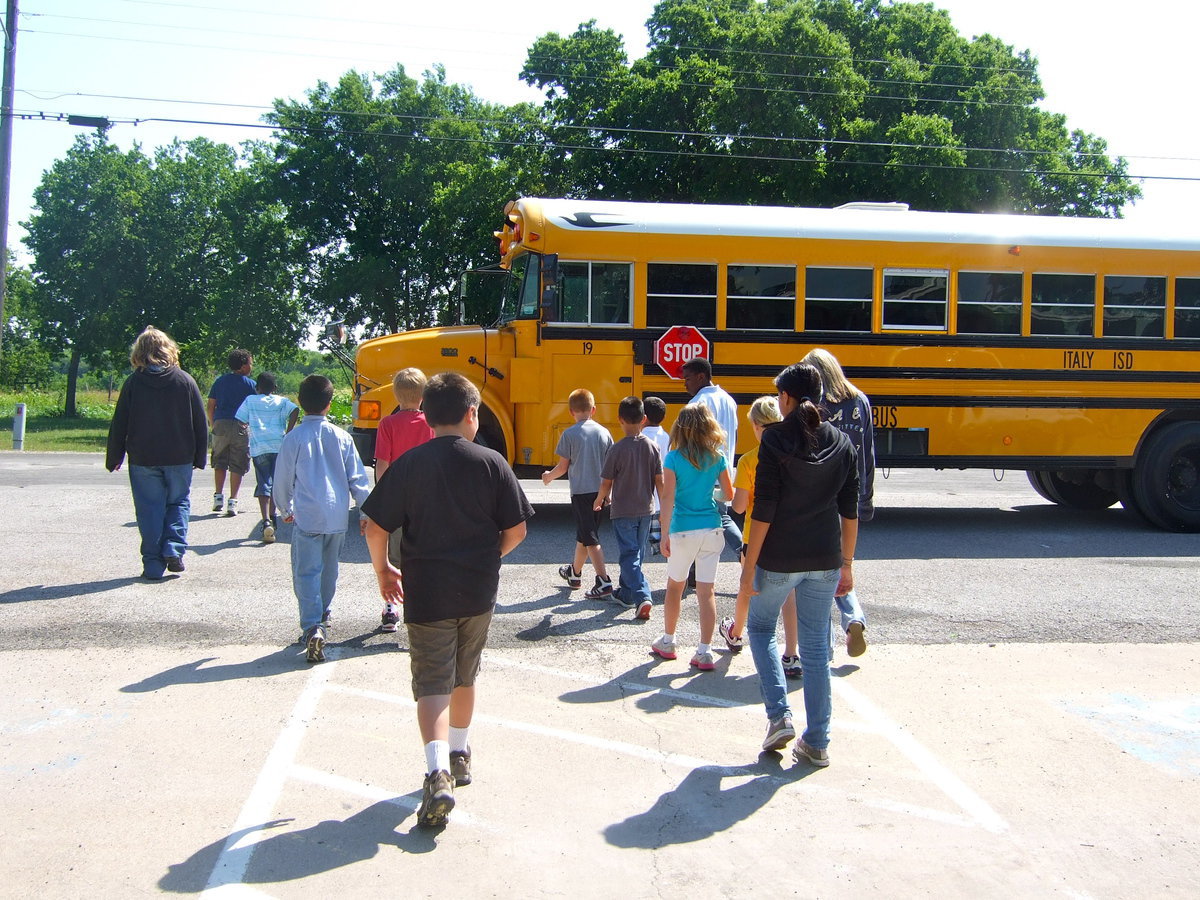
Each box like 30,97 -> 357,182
650,635 -> 677,660
262,519 -> 275,543
212,493 -> 224,512
225,497 -> 239,517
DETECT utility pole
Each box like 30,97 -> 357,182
0,0 -> 18,356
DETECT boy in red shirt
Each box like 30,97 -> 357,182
374,367 -> 435,632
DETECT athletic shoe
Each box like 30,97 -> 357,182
305,624 -> 326,663
846,621 -> 867,657
450,748 -> 472,786
225,497 -> 239,517
557,564 -> 582,590
609,588 -> 635,609
212,492 -> 223,513
690,650 -> 716,671
417,769 -> 455,827
381,603 -> 400,633
650,635 -> 677,660
718,615 -> 744,653
782,655 -> 802,679
164,556 -> 185,573
762,714 -> 796,751
636,600 -> 652,620
583,575 -> 613,599
320,611 -> 333,630
793,740 -> 830,768
262,519 -> 276,543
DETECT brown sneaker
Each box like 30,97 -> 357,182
450,748 -> 472,786
793,740 -> 830,768
846,621 -> 867,657
417,769 -> 455,827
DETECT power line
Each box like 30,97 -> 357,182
27,11 -> 1043,99
17,107 -> 1193,183
11,90 -> 1132,164
28,88 -> 1188,164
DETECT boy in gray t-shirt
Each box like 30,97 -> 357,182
542,388 -> 615,598
594,397 -> 664,619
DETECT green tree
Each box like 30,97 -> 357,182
521,0 -> 1140,215
22,130 -> 150,415
137,137 -> 308,371
268,66 -> 540,335
0,256 -> 52,390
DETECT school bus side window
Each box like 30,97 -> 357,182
882,269 -> 948,331
957,271 -> 1022,335
804,267 -> 872,332
1031,273 -> 1095,336
1104,276 -> 1165,338
516,255 -> 541,318
647,263 -> 717,328
727,265 -> 796,330
553,261 -> 632,325
1176,278 -> 1200,338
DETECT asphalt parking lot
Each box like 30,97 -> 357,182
2,452 -> 1199,898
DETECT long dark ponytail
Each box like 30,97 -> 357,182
774,362 -> 823,454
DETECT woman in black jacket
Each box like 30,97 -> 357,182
106,327 -> 208,579
737,362 -> 859,767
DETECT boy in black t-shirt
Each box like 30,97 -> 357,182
363,372 -> 533,828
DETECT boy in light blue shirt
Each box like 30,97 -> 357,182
273,375 -> 371,663
235,371 -> 299,543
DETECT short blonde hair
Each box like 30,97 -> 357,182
748,395 -> 782,427
129,326 -> 179,369
391,367 -> 427,407
568,388 -> 595,414
801,348 -> 859,403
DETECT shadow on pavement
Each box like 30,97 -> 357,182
119,641 -> 397,693
604,753 -> 812,849
559,657 -> 762,712
159,797 -> 439,893
0,577 -> 144,604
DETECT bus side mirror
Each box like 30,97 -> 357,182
322,320 -> 346,345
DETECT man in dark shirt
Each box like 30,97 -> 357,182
363,372 -> 533,828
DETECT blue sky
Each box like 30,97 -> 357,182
8,0 -> 1198,264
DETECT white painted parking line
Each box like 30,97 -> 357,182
201,659 -> 338,898
199,645 -> 1007,895
327,680 -> 984,830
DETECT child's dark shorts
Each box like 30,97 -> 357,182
252,453 -> 278,498
570,491 -> 602,546
405,609 -> 494,700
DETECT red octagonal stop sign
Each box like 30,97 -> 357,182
655,325 -> 711,380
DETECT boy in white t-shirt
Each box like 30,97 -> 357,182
234,372 -> 299,543
641,396 -> 671,554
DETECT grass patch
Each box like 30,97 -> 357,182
1,391 -> 116,452
1,387 -> 355,452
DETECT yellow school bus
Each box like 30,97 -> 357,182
349,197 -> 1200,531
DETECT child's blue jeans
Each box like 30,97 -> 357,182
611,515 -> 652,606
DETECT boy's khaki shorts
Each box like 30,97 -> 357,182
211,419 -> 250,474
406,609 -> 493,699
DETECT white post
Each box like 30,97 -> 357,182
12,400 -> 24,449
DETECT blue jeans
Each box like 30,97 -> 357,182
128,464 -> 193,578
747,566 -> 840,750
290,529 -> 346,633
719,503 -> 743,555
831,589 -> 867,649
611,515 -> 651,606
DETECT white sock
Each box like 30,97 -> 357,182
424,740 -> 450,774
697,643 -> 711,655
662,632 -> 675,643
449,726 -> 469,754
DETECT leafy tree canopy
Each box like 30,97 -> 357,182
522,0 -> 1140,215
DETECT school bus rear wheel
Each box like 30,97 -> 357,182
1132,421 -> 1200,532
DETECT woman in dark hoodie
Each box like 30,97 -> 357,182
106,327 -> 208,579
737,362 -> 859,767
